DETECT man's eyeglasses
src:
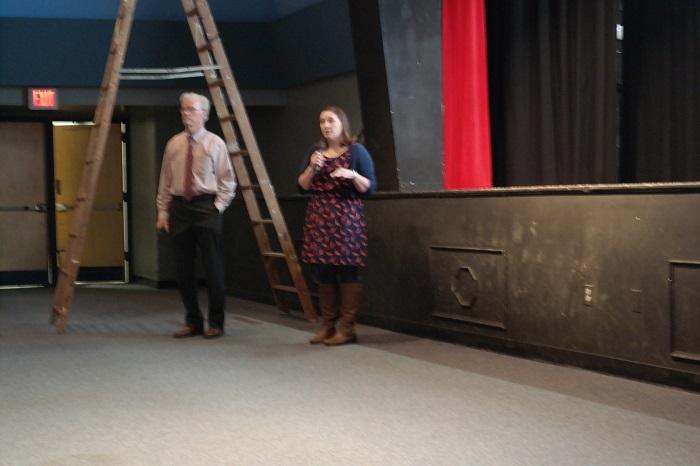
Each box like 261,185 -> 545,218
180,107 -> 203,114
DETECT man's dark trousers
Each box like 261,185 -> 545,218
169,194 -> 225,330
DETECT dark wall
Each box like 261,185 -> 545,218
378,0 -> 443,191
225,187 -> 700,389
349,0 -> 399,191
349,0 -> 443,192
273,0 -> 355,86
129,73 -> 363,282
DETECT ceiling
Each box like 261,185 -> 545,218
0,0 -> 323,22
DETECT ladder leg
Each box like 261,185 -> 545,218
50,0 -> 138,332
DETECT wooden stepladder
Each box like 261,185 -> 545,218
51,0 -> 317,332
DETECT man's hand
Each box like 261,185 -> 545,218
156,217 -> 170,232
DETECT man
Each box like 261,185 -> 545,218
156,92 -> 236,339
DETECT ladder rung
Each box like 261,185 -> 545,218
208,79 -> 225,88
272,285 -> 298,294
185,7 -> 199,17
230,150 -> 249,157
251,218 -> 274,224
197,43 -> 213,53
219,114 -> 236,124
239,184 -> 260,191
262,251 -> 286,259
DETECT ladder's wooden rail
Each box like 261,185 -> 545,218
180,0 -> 289,314
183,0 -> 316,321
51,0 -> 138,332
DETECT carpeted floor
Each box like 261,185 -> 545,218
1,286 -> 699,465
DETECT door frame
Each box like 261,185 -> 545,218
0,110 -> 129,287
52,120 -> 130,284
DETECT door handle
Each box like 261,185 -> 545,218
0,204 -> 48,212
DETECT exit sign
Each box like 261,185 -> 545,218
28,88 -> 58,110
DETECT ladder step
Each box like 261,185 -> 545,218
230,149 -> 249,157
197,43 -> 213,53
273,286 -> 318,299
219,114 -> 236,124
239,184 -> 260,191
208,79 -> 225,88
272,285 -> 298,294
262,251 -> 286,259
185,7 -> 199,17
251,218 -> 274,224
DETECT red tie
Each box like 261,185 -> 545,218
183,137 -> 195,201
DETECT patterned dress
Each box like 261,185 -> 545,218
301,150 -> 368,267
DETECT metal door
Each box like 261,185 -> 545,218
0,122 -> 50,287
53,123 -> 126,282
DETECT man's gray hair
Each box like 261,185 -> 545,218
180,92 -> 211,120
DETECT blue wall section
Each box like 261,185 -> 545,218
0,18 -> 281,88
0,19 -> 113,87
0,0 -> 322,22
0,0 -> 353,89
125,21 -> 283,89
272,0 -> 355,86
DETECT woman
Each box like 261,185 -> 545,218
298,106 -> 377,345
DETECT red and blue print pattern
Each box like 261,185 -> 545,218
301,151 -> 368,267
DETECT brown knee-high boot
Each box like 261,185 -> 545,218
324,282 -> 361,346
309,284 -> 339,344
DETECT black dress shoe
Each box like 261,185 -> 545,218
173,325 -> 204,338
203,327 -> 224,339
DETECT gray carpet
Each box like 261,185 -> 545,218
1,286 -> 699,466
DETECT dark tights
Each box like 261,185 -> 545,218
316,264 -> 359,284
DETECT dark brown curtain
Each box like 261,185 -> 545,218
487,0 -> 618,186
620,0 -> 700,182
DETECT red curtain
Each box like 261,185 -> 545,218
442,0 -> 493,189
